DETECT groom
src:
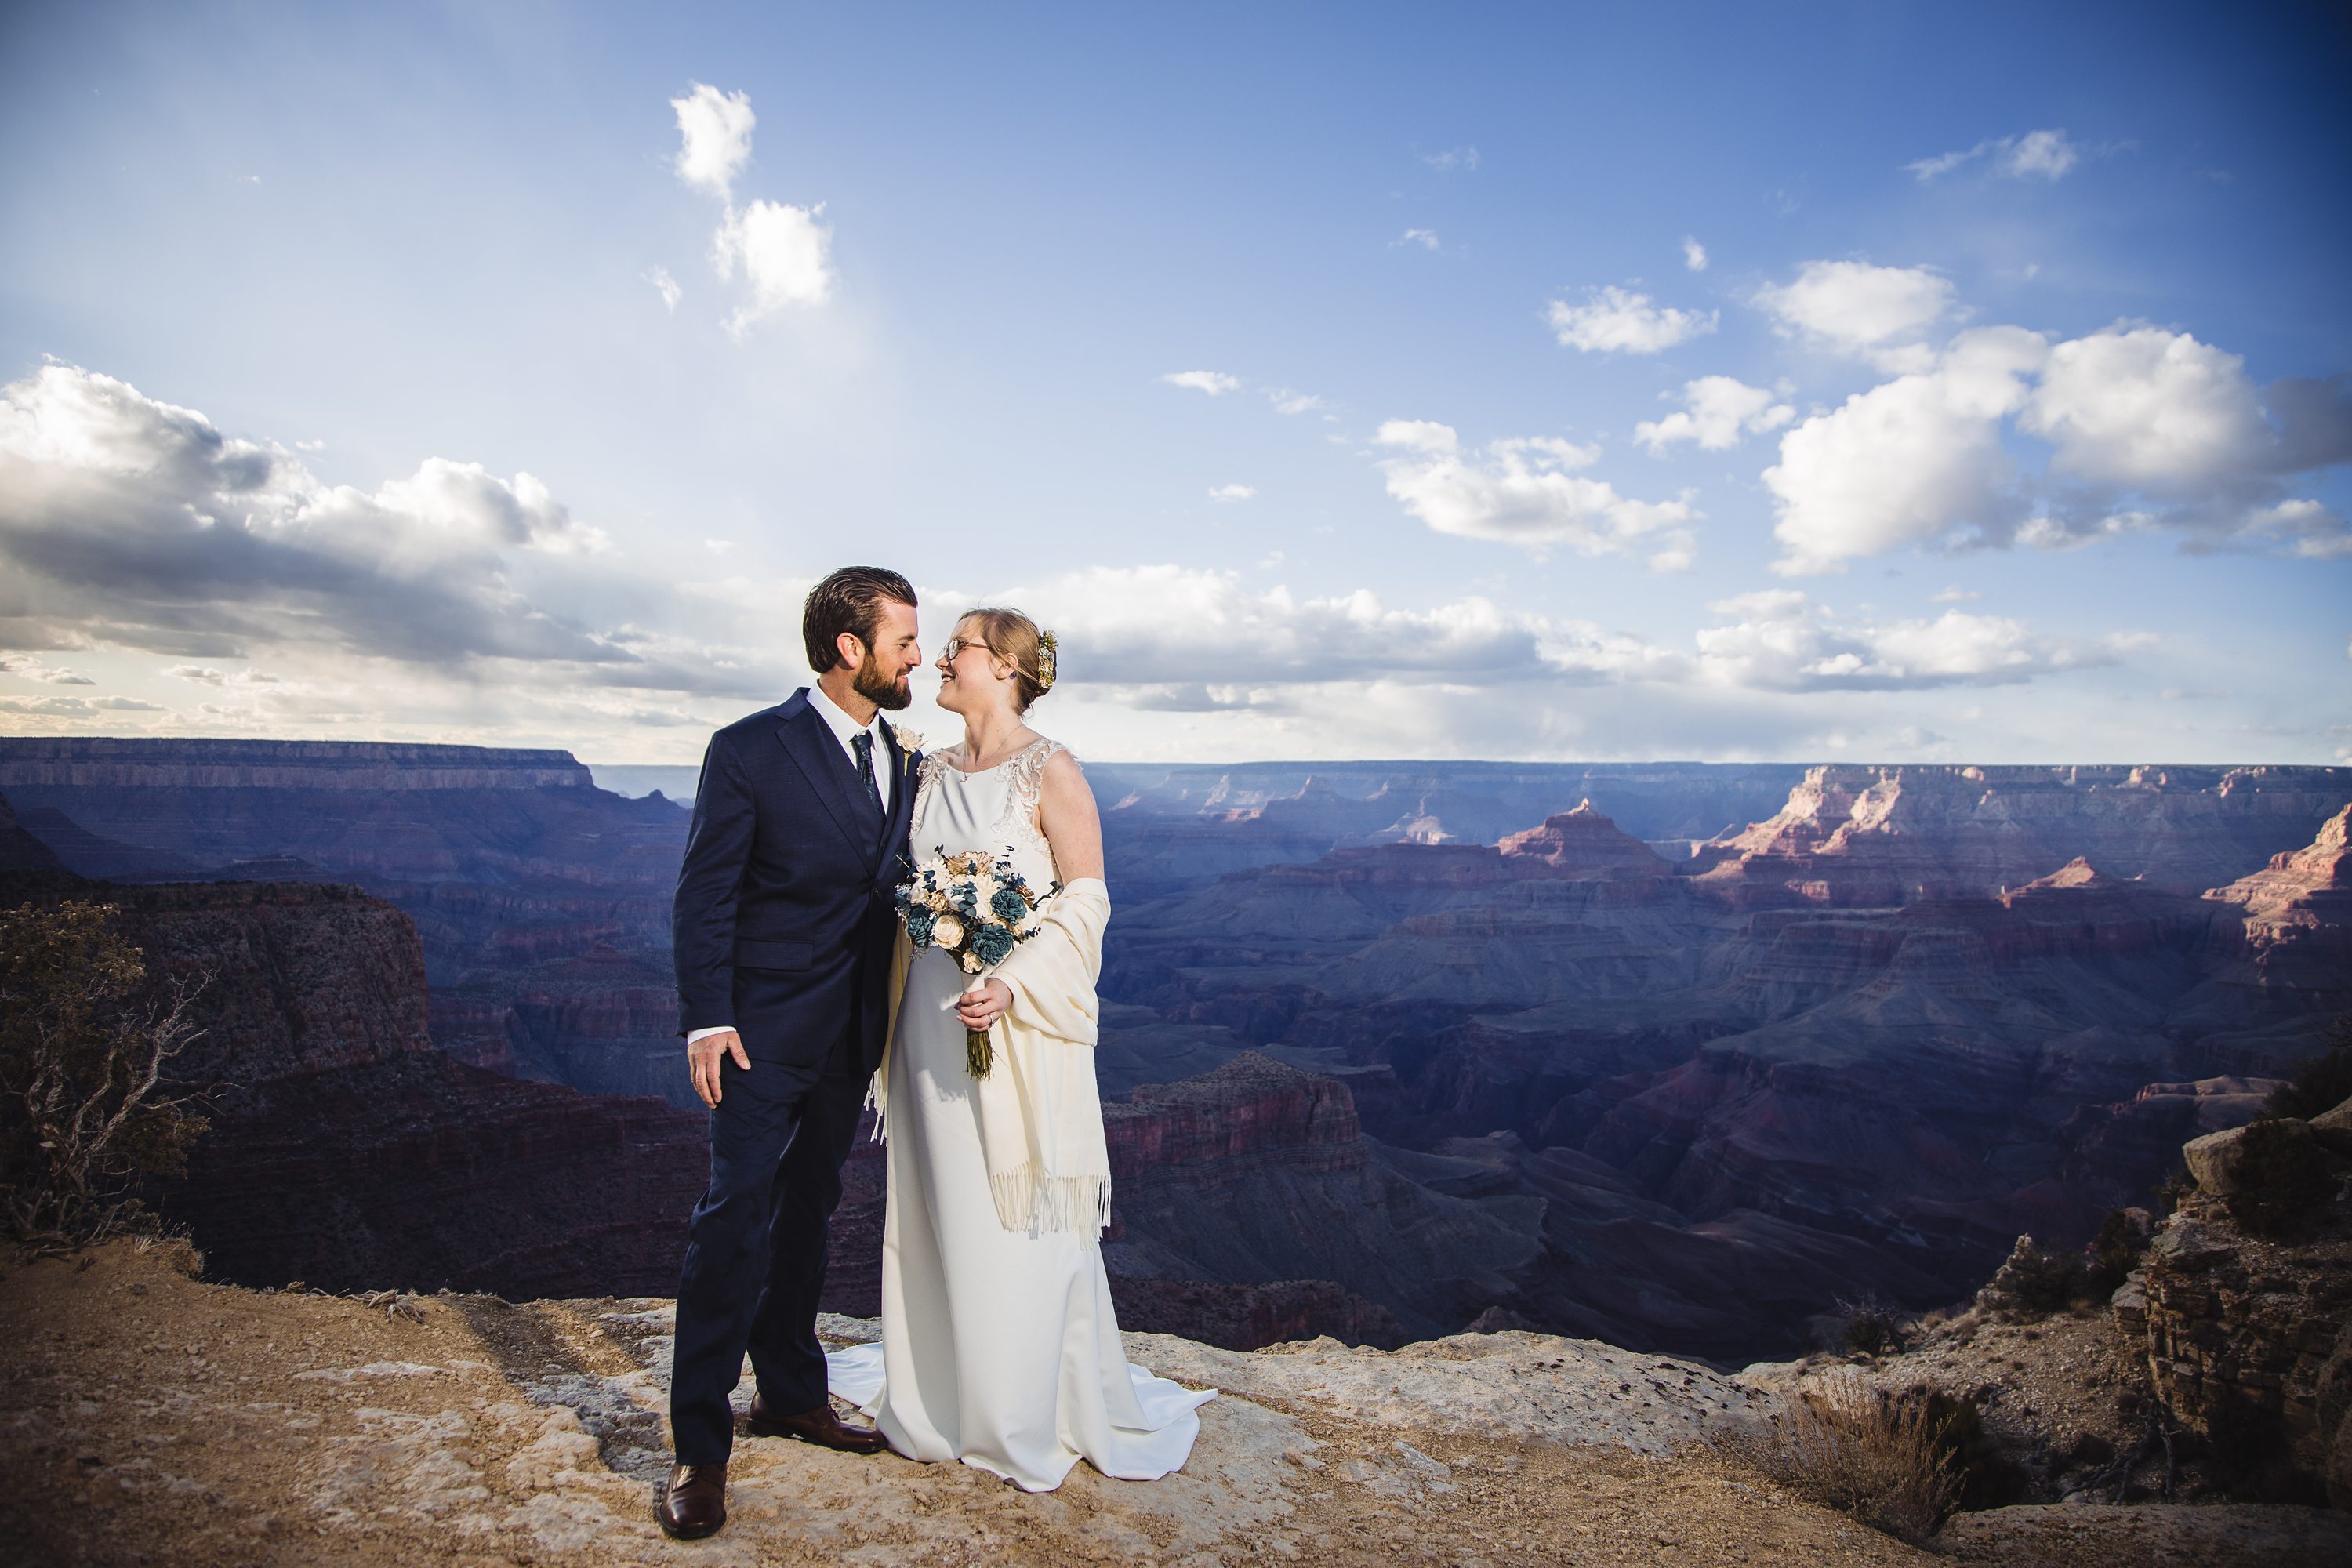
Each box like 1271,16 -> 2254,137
659,566 -> 924,1540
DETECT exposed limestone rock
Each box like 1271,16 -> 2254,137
2119,1188 -> 2352,1504
1496,800 -> 1671,879
1109,1051 -> 1365,1179
13,1243 -> 2350,1566
2185,1120 -> 2325,1197
2205,803 -> 2352,1007
1693,763 -> 2351,908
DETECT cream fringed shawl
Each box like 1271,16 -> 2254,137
869,877 -> 1113,1234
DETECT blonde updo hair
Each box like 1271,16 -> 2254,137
958,607 -> 1057,713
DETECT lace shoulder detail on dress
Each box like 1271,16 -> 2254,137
911,745 -> 960,827
998,737 -> 1073,847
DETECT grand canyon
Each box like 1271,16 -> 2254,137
1,736 -> 2345,1363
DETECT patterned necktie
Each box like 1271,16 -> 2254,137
851,731 -> 884,813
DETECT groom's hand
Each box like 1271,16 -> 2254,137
688,1029 -> 751,1108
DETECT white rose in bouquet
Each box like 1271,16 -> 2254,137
932,913 -> 966,949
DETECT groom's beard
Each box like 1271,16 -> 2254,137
854,652 -> 913,712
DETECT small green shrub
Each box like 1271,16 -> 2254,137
1833,1292 -> 1907,1357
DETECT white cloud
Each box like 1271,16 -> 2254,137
1374,419 -> 1459,454
0,695 -> 164,717
714,199 -> 836,331
1755,260 -> 1954,362
1682,236 -> 1708,273
166,664 -> 227,684
1208,483 -> 1256,503
2016,326 -> 2352,556
1905,128 -> 2083,183
1546,286 -> 1718,354
672,85 -> 835,334
1635,376 -> 1794,454
1694,591 -> 2100,691
1421,147 -> 1479,173
1764,327 -> 2050,574
0,653 -> 93,684
671,83 -> 756,199
1396,228 -> 1441,251
1162,370 -> 1240,396
1013,566 -> 1558,688
996,569 -> 2098,731
1375,420 -> 1697,568
2002,129 -> 2081,180
1904,147 -> 1977,182
2240,499 -> 2352,559
1763,318 -> 2352,570
0,362 -> 653,671
2022,325 -> 2272,490
1266,387 -> 1324,416
1929,586 -> 1980,603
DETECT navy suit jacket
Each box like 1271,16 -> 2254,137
672,690 -> 916,1073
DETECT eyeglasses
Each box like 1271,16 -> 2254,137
940,636 -> 988,661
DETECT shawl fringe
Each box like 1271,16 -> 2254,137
989,1167 -> 1115,1235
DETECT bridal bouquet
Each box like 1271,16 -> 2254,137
895,848 -> 1058,1077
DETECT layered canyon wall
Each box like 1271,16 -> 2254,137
0,862 -> 709,1301
6,739 -> 2347,1359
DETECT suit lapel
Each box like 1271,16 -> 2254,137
775,693 -> 879,870
878,721 -> 916,880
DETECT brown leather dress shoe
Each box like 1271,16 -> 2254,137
657,1461 -> 727,1539
747,1393 -> 888,1454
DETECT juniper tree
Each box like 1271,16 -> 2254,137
0,900 -> 208,1248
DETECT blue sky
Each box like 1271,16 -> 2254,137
2,2 -> 2347,764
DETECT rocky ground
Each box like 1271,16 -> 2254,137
6,1243 -> 2349,1566
1745,1303 -> 2153,1503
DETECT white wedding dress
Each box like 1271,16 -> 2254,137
825,737 -> 1214,1492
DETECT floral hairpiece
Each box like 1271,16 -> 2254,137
1034,630 -> 1058,692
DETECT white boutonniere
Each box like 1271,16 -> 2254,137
888,722 -> 924,760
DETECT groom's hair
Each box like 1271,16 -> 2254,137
804,567 -> 919,673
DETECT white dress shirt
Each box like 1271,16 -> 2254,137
688,685 -> 897,1047
804,682 -> 894,814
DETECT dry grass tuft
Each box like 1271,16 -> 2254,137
1715,1371 -> 1962,1544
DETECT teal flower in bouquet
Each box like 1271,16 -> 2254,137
895,846 -> 1058,1077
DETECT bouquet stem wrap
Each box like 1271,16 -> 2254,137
967,1026 -> 991,1076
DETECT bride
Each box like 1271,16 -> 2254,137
824,607 -> 1215,1491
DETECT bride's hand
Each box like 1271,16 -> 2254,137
956,979 -> 1011,1031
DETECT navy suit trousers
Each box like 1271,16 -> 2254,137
669,1045 -> 866,1465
